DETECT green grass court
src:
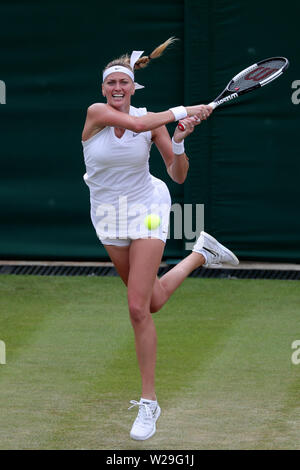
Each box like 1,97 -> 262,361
0,275 -> 299,450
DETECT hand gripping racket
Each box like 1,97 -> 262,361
178,56 -> 289,130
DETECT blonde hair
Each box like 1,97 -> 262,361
103,37 -> 177,74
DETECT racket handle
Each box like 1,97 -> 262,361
208,101 -> 217,110
178,115 -> 202,131
178,103 -> 216,130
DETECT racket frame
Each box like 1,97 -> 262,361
177,56 -> 289,131
209,56 -> 289,109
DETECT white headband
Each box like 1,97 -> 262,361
102,50 -> 145,90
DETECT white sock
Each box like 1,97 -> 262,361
141,397 -> 157,404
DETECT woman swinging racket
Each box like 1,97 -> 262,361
82,38 -> 239,441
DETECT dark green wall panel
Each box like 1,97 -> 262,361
0,0 -> 299,261
183,0 -> 300,261
0,0 -> 184,260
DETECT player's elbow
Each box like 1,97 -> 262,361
174,175 -> 186,184
168,167 -> 186,184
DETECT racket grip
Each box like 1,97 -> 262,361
208,101 -> 217,110
177,122 -> 185,131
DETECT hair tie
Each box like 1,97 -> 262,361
130,51 -> 144,69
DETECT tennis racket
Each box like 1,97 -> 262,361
178,56 -> 289,130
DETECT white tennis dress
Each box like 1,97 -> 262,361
82,105 -> 171,246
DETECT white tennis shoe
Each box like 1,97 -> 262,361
193,231 -> 239,267
129,398 -> 161,441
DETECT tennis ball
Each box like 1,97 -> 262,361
144,214 -> 161,230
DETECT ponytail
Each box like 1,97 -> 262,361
134,37 -> 177,70
103,37 -> 177,73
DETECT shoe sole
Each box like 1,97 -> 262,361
130,405 -> 161,441
201,231 -> 239,266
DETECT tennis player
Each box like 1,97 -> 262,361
82,38 -> 239,441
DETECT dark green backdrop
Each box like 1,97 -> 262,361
0,0 -> 299,261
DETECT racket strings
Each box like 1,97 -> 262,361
228,58 -> 287,92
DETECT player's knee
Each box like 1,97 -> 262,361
128,299 -> 148,324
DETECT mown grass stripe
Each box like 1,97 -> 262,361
1,276 -> 299,449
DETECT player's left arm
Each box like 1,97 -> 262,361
151,115 -> 202,184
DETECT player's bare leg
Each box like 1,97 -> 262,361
103,243 -> 206,315
149,251 -> 205,312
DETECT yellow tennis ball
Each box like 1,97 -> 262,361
144,214 -> 161,230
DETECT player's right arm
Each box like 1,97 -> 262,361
82,103 -> 212,140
